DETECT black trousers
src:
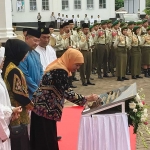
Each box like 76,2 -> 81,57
30,112 -> 59,150
11,126 -> 30,150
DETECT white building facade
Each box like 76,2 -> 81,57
11,0 -> 115,23
124,0 -> 146,14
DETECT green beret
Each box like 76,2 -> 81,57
146,26 -> 150,31
121,26 -> 128,32
77,27 -> 81,32
73,26 -> 77,30
112,20 -> 119,27
93,23 -> 99,27
89,25 -> 93,30
133,26 -> 140,33
136,21 -> 143,25
101,20 -> 108,25
120,22 -> 126,27
128,21 -> 135,26
143,19 -> 148,24
107,20 -> 112,24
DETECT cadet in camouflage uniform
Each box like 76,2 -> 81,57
126,21 -> 135,75
95,20 -> 111,79
113,26 -> 130,81
79,23 -> 95,86
141,26 -> 150,77
130,26 -> 143,79
109,20 -> 121,76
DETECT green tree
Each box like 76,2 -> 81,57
146,0 -> 150,7
115,0 -> 124,11
144,0 -> 150,15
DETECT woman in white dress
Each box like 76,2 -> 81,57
0,46 -> 22,150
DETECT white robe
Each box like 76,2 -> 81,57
35,45 -> 57,71
90,18 -> 94,26
0,71 -> 12,150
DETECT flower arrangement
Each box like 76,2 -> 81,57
127,88 -> 150,148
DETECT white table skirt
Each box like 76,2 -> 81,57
78,113 -> 131,150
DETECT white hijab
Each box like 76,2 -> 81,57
0,47 -> 11,107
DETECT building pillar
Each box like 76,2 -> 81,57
0,0 -> 16,43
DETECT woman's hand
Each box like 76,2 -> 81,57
11,106 -> 22,121
85,94 -> 99,102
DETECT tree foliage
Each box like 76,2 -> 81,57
115,0 -> 124,11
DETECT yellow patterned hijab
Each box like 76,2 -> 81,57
45,48 -> 84,76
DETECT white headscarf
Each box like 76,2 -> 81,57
0,46 -> 11,107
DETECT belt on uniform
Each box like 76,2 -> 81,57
98,43 -> 106,45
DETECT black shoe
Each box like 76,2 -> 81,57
136,75 -> 143,78
70,85 -> 77,88
117,77 -> 124,81
57,136 -> 62,141
87,82 -> 95,85
72,77 -> 79,81
82,83 -> 88,86
98,75 -> 103,79
90,77 -> 94,80
132,76 -> 137,79
111,73 -> 115,77
122,77 -> 129,80
103,74 -> 110,77
144,69 -> 150,77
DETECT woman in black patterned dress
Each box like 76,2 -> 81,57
30,48 -> 98,150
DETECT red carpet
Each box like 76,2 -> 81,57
57,106 -> 136,150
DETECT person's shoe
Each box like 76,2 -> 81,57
87,82 -> 95,85
72,77 -> 79,81
57,136 -> 62,141
132,76 -> 137,79
70,85 -> 77,88
136,75 -> 143,78
122,77 -> 129,80
111,73 -> 115,77
117,77 -> 124,81
90,77 -> 94,80
98,75 -> 103,79
103,74 -> 110,77
82,83 -> 88,86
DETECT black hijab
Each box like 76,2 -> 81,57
2,39 -> 30,79
5,39 -> 29,66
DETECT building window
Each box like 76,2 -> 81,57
74,0 -> 81,9
30,0 -> 37,11
87,0 -> 94,9
62,0 -> 69,10
42,0 -> 49,10
99,0 -> 106,9
16,0 -> 25,12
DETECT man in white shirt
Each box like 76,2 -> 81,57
36,27 -> 57,71
84,14 -> 89,24
72,15 -> 76,24
76,14 -> 81,27
61,14 -> 65,25
50,12 -> 56,28
97,15 -> 101,23
90,15 -> 95,26
65,15 -> 69,22
57,13 -> 61,29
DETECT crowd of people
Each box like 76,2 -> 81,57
37,12 -> 102,29
1,13 -> 150,150
0,21 -> 98,149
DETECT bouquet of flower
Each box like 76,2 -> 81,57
126,88 -> 150,148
